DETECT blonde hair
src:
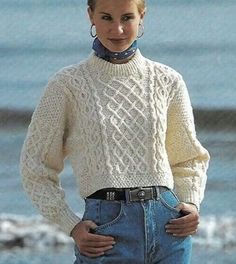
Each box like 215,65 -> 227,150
87,0 -> 146,14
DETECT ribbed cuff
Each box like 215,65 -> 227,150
59,207 -> 82,236
176,189 -> 200,210
174,177 -> 201,210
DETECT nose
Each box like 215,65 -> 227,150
110,21 -> 124,35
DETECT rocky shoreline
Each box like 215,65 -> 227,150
1,108 -> 236,130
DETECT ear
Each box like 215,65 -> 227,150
140,10 -> 146,21
87,7 -> 94,24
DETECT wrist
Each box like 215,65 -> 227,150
70,221 -> 82,237
185,202 -> 199,212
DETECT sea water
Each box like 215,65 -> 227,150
0,0 -> 236,263
1,0 -> 236,110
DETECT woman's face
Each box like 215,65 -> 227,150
88,0 -> 145,52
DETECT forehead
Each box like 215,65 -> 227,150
94,0 -> 139,13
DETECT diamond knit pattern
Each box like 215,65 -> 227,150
101,77 -> 149,175
20,50 -> 210,235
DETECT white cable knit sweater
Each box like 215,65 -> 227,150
20,50 -> 209,235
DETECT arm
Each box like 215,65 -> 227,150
20,73 -> 116,253
165,74 -> 210,236
20,74 -> 80,235
166,74 -> 210,209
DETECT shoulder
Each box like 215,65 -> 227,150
44,58 -> 90,97
50,59 -> 88,84
145,57 -> 183,83
143,56 -> 188,99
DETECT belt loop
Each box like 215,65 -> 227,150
155,186 -> 160,200
125,189 -> 131,204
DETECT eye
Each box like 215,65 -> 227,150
101,15 -> 112,21
122,15 -> 134,22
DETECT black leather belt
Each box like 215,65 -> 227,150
87,186 -> 168,202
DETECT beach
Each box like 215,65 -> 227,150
1,0 -> 236,263
0,125 -> 236,263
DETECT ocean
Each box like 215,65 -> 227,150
0,0 -> 236,263
1,0 -> 236,110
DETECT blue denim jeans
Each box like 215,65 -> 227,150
74,189 -> 192,264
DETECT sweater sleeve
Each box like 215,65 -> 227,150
20,73 -> 81,235
166,74 -> 210,209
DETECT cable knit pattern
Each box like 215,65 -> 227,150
20,50 -> 209,235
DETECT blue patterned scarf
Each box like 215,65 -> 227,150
92,37 -> 137,62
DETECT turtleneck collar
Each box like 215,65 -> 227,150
87,49 -> 146,77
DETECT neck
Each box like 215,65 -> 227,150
92,38 -> 138,63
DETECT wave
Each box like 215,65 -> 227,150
0,214 -> 76,251
194,215 -> 236,250
0,214 -> 236,251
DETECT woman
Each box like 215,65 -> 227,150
20,0 -> 210,263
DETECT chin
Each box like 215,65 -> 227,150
106,41 -> 132,53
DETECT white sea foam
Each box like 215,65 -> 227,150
194,215 -> 236,250
0,214 -> 76,250
0,214 -> 236,251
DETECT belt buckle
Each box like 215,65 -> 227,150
129,187 -> 154,202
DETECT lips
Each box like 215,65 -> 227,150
108,38 -> 126,44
